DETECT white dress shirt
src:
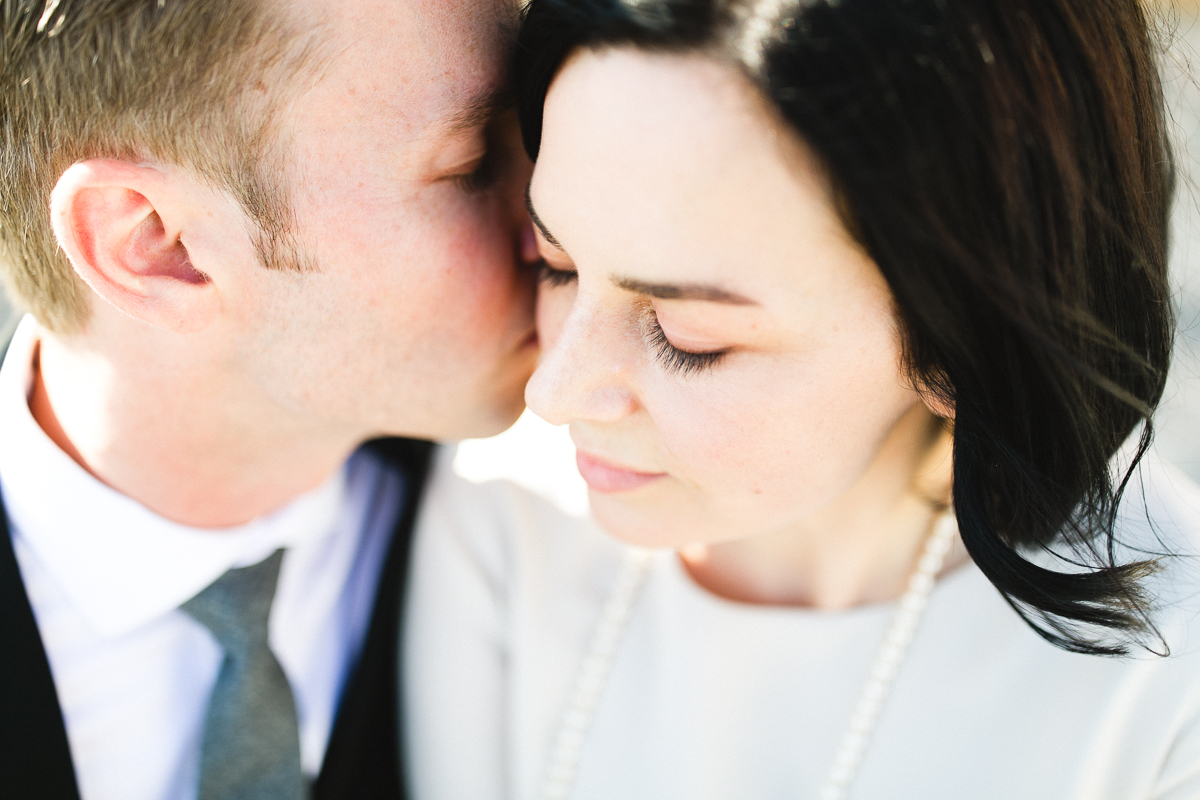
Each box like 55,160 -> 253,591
406,449 -> 1200,800
0,316 -> 405,800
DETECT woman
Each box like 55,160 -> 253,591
404,0 -> 1200,797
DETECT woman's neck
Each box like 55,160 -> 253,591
679,405 -> 968,609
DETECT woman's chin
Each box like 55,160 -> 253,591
588,491 -> 702,550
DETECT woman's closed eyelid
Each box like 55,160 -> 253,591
643,308 -> 729,376
537,268 -> 729,375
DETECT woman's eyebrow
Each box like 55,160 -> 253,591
614,277 -> 758,305
523,186 -> 754,305
525,185 -> 563,250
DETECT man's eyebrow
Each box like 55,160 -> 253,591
525,184 -> 563,250
614,277 -> 758,305
443,86 -> 513,135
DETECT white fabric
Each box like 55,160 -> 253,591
405,446 -> 1200,800
0,315 -> 405,800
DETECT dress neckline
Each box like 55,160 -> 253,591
661,546 -> 981,623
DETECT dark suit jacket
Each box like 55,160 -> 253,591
0,331 -> 435,799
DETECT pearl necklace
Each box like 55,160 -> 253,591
540,510 -> 959,800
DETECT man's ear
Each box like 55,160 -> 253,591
49,159 -> 219,333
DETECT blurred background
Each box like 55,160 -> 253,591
5,2 -> 1200,516
1139,2 -> 1200,480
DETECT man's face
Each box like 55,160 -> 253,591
226,0 -> 538,441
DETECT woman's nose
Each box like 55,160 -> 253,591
526,302 -> 639,426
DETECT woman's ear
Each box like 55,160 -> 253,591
921,392 -> 955,420
912,369 -> 955,420
913,415 -> 954,507
49,159 -> 219,334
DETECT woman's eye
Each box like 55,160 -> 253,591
538,262 -> 578,287
644,311 -> 728,376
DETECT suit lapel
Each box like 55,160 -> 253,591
0,498 -> 84,799
0,318 -> 83,797
313,437 -> 435,800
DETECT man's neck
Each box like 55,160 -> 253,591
31,330 -> 364,528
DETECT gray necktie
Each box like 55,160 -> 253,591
181,549 -> 303,800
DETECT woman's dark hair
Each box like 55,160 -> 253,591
515,0 -> 1176,655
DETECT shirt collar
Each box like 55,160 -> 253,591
0,316 -> 348,637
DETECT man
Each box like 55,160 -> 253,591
0,1 -> 538,798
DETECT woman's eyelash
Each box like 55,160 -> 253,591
538,262 -> 578,287
536,267 -> 726,376
644,312 -> 728,376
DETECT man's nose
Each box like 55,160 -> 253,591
526,302 -> 639,426
519,222 -> 539,266
493,109 -> 535,236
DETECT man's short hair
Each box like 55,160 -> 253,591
0,0 -> 317,333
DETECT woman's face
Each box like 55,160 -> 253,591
527,48 -> 930,548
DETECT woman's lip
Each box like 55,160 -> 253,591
575,451 -> 666,494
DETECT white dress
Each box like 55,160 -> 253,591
403,447 -> 1200,800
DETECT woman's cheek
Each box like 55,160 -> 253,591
652,382 -> 772,488
651,373 -> 832,516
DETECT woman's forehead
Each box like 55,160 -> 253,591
533,48 -> 873,303
540,49 -> 771,188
